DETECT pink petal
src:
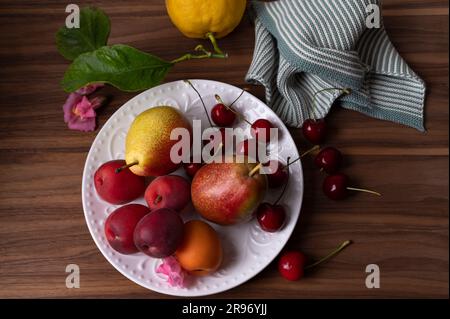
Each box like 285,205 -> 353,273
68,116 -> 96,132
90,96 -> 107,110
76,83 -> 104,96
156,257 -> 187,288
63,93 -> 82,123
74,96 -> 96,119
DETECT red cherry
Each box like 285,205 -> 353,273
323,173 -> 381,200
315,147 -> 343,174
278,251 -> 307,281
323,173 -> 349,200
302,119 -> 327,145
211,103 -> 236,127
264,160 -> 288,188
251,119 -> 275,143
183,162 -> 203,178
256,203 -> 286,232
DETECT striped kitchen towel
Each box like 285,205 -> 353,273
245,0 -> 426,131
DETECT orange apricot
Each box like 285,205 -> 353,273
175,220 -> 222,276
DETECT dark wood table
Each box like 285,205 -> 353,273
0,0 -> 448,298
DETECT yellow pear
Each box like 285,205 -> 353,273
125,106 -> 191,176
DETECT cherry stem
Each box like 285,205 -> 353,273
273,157 -> 291,206
215,93 -> 252,126
285,145 -> 320,168
184,80 -> 214,127
248,163 -> 263,177
304,240 -> 353,270
309,87 -> 352,121
171,44 -> 227,64
206,32 -> 226,56
347,187 -> 381,197
154,195 -> 162,205
115,161 -> 138,174
229,89 -> 248,108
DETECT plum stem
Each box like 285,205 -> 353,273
184,80 -> 214,127
305,240 -> 353,270
273,157 -> 291,206
115,161 -> 138,174
347,187 -> 381,197
154,195 -> 162,205
248,163 -> 263,177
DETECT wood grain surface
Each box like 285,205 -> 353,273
0,0 -> 448,299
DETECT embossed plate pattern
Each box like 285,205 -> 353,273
82,80 -> 303,296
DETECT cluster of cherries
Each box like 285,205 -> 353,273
183,82 -> 377,281
303,118 -> 381,200
183,81 -> 289,234
183,81 -> 276,179
277,109 -> 380,281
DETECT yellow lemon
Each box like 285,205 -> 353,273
166,0 -> 246,39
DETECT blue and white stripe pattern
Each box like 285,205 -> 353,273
245,0 -> 426,131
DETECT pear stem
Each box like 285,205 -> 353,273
285,145 -> 320,168
215,94 -> 252,125
115,161 -> 138,174
305,240 -> 353,270
273,157 -> 291,206
347,187 -> 382,197
184,80 -> 214,127
248,163 -> 263,177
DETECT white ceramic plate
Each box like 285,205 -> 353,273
82,79 -> 303,297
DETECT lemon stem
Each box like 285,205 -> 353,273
171,45 -> 227,64
206,32 -> 226,56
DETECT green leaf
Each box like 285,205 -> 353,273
61,45 -> 174,92
56,7 -> 110,60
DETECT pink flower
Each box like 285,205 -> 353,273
76,83 -> 104,96
156,256 -> 187,288
62,84 -> 106,132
